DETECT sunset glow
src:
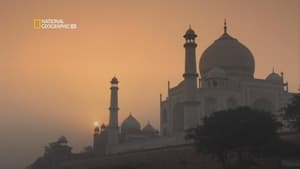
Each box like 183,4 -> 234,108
0,1 -> 299,169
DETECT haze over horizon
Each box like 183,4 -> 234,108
0,0 -> 299,169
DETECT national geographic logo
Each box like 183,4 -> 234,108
33,19 -> 42,29
33,19 -> 77,30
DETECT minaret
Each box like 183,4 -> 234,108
183,25 -> 198,82
183,26 -> 200,130
109,76 -> 119,128
107,76 -> 119,145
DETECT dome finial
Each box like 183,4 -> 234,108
189,24 -> 191,29
224,19 -> 227,33
272,67 -> 275,73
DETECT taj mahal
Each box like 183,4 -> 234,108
58,22 -> 294,169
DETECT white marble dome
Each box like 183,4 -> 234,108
200,32 -> 255,79
121,114 -> 141,133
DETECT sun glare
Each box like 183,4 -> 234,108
94,121 -> 99,127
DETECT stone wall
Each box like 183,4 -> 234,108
59,144 -> 276,169
108,134 -> 187,154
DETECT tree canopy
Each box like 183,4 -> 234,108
186,106 -> 282,169
28,136 -> 72,169
44,136 -> 72,156
283,93 -> 300,132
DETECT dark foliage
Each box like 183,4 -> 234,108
186,106 -> 282,169
27,136 -> 72,169
283,93 -> 300,132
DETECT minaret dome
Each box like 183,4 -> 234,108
111,76 -> 119,85
184,25 -> 197,41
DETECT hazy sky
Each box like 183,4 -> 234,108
0,0 -> 299,169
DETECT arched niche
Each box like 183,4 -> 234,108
173,103 -> 184,132
227,96 -> 238,109
162,108 -> 168,123
204,97 -> 217,115
252,97 -> 274,112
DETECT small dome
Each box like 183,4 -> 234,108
205,67 -> 227,79
121,114 -> 141,133
142,122 -> 156,134
266,72 -> 281,82
200,32 -> 255,79
111,76 -> 119,84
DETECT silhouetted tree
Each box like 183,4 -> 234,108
260,138 -> 300,168
186,107 -> 282,169
44,136 -> 72,157
27,136 -> 72,169
283,93 -> 300,132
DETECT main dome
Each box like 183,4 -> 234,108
199,32 -> 255,79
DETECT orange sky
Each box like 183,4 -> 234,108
0,0 -> 299,169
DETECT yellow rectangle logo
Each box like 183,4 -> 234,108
33,19 -> 41,29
